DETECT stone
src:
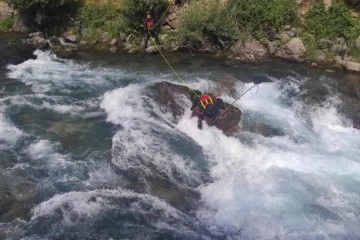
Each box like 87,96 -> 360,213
311,62 -> 318,67
168,13 -> 177,21
48,37 -> 61,47
275,33 -> 291,43
119,32 -> 127,41
109,46 -> 117,53
110,39 -> 118,45
101,32 -> 111,43
124,43 -> 132,51
231,38 -> 268,62
330,43 -> 348,56
167,19 -> 179,29
145,46 -> 159,54
275,37 -> 306,63
314,50 -> 328,63
318,38 -> 333,49
149,81 -> 242,135
355,36 -> 360,49
79,40 -> 88,46
29,32 -> 44,38
267,41 -> 278,55
284,25 -> 292,31
344,61 -> 360,72
162,24 -> 172,30
0,2 -> 14,19
126,34 -> 132,43
64,34 -> 78,43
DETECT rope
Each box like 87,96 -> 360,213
211,84 -> 259,124
147,31 -> 201,97
146,1 -> 201,97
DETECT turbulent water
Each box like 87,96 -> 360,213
0,48 -> 359,240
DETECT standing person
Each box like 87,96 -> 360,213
143,10 -> 158,50
190,92 -> 225,129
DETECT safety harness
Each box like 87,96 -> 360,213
200,94 -> 215,109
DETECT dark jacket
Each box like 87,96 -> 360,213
191,93 -> 224,129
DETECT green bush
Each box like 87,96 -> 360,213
226,0 -> 298,37
0,16 -> 15,32
75,4 -> 125,39
5,0 -> 80,34
177,0 -> 297,48
122,0 -> 168,34
304,2 -> 354,41
177,0 -> 238,48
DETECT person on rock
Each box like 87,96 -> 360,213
143,10 -> 159,50
190,92 -> 225,129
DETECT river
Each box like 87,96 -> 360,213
0,35 -> 360,240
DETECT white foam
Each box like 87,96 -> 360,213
176,79 -> 360,239
7,50 -> 127,94
31,188 -> 182,223
0,112 -> 23,147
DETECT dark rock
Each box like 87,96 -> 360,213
148,81 -> 242,135
275,38 -> 306,63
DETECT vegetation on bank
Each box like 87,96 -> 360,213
2,0 -> 360,62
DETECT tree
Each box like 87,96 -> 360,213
6,0 -> 80,34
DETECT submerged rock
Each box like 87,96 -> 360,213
149,81 -> 241,135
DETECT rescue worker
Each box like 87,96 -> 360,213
143,11 -> 158,49
191,92 -> 225,129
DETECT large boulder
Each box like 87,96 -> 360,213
275,37 -> 306,63
230,38 -> 268,62
149,81 -> 242,135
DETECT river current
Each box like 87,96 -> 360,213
0,46 -> 359,240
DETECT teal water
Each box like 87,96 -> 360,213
0,47 -> 360,240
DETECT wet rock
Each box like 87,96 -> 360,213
275,37 -> 306,63
230,38 -> 268,62
149,81 -> 242,135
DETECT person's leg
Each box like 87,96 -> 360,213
144,32 -> 150,49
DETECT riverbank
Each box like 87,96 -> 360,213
1,0 -> 360,73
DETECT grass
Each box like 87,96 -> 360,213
0,16 -> 15,32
